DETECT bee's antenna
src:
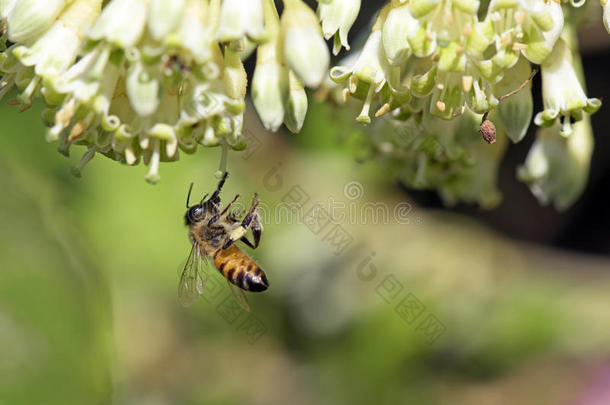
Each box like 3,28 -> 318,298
186,183 -> 194,208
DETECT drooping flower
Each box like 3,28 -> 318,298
41,0 -> 251,183
5,0 -> 67,43
518,117 -> 593,210
317,0 -> 361,55
281,0 -> 330,88
216,0 -> 266,44
251,0 -> 287,132
330,27 -> 406,124
534,38 -> 600,137
0,0 -> 101,108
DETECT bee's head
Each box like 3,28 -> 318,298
185,204 -> 205,225
184,182 -> 207,225
185,174 -> 227,225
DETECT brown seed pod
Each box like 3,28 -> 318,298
479,118 -> 497,144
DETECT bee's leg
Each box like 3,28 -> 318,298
239,218 -> 263,249
250,213 -> 263,248
240,237 -> 255,249
208,194 -> 239,226
206,171 -> 229,206
223,194 -> 260,250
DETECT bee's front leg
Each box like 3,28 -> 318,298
208,194 -> 240,226
207,171 -> 229,207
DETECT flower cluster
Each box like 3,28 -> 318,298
0,0 -> 605,209
326,0 -> 602,209
0,0 -> 358,182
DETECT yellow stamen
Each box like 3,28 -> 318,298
342,88 -> 350,104
68,121 -> 86,142
375,103 -> 390,117
462,75 -> 473,93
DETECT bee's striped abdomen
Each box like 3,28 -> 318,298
213,245 -> 269,292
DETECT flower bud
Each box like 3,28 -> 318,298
281,0 -> 329,88
222,46 -> 248,101
284,70 -> 308,133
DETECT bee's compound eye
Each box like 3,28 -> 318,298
187,206 -> 204,223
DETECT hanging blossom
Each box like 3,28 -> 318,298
323,0 -> 603,209
0,0 -> 606,209
0,0 -> 339,182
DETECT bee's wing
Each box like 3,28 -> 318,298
227,280 -> 250,312
178,245 -> 208,307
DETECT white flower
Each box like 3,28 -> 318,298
146,0 -> 185,40
381,3 -> 419,66
251,39 -> 288,131
318,0 -> 360,55
518,117 -> 593,210
330,29 -> 405,123
331,30 -> 391,88
217,0 -> 265,43
168,0 -> 214,64
88,0 -> 147,48
281,0 -> 329,88
534,38 -> 600,136
487,0 -> 564,64
126,60 -> 160,116
48,47 -> 121,140
0,0 -> 17,19
12,0 -> 99,82
6,0 -> 67,43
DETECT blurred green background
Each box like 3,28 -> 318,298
1,93 -> 610,405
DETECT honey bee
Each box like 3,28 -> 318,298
179,172 -> 268,311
